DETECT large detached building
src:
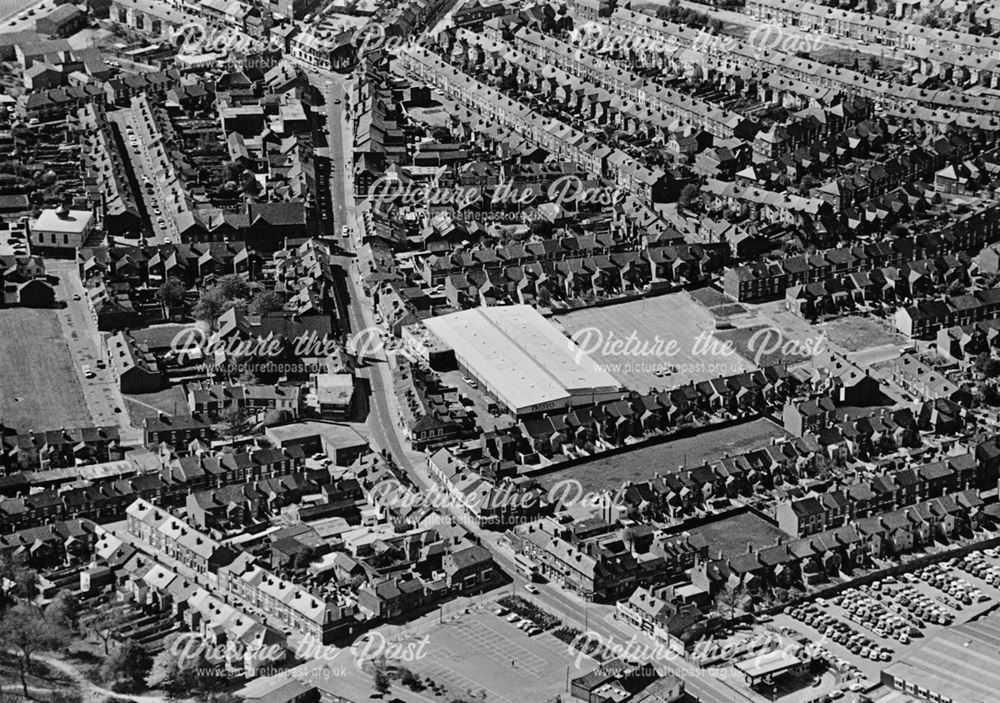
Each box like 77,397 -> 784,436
32,206 -> 94,251
882,611 -> 1000,702
423,305 -> 622,417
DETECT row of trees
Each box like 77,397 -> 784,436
155,273 -> 286,326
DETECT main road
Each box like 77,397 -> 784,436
308,62 -> 755,703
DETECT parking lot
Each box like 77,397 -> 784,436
775,547 -> 1000,684
408,606 -> 583,703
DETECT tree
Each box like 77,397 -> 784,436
216,274 -> 250,302
528,219 -> 554,238
45,591 -> 80,632
249,290 -> 285,316
81,602 -> 130,654
0,602 -> 64,697
156,278 -> 186,313
798,174 -> 819,195
0,556 -> 38,606
974,352 -> 1000,379
202,694 -> 240,703
982,383 -> 1000,406
714,583 -> 742,620
148,634 -> 224,696
101,639 -> 152,691
219,405 -> 253,441
373,668 -> 392,695
677,183 -> 701,210
400,668 -> 425,691
192,287 -> 232,327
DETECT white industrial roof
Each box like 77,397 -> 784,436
424,305 -> 620,413
33,208 -> 92,234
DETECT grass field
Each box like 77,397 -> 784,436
535,417 -> 788,493
124,386 -> 190,427
687,509 -> 790,559
0,308 -> 92,432
556,293 -> 755,393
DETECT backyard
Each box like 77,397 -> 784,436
686,508 -> 790,560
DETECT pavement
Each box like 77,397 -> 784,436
47,259 -> 141,445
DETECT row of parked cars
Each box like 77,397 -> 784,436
910,562 -> 989,608
786,602 -> 893,661
957,548 -> 1000,588
832,587 -> 917,643
494,605 -> 543,636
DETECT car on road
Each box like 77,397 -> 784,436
524,584 -> 539,594
462,376 -> 478,389
72,293 -> 81,301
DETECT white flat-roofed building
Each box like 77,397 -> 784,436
423,305 -> 623,416
32,205 -> 94,250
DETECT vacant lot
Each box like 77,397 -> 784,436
687,509 -> 790,560
818,316 -> 905,353
535,418 -> 788,493
716,324 -> 819,368
124,385 -> 190,427
0,308 -> 92,431
689,287 -> 734,308
556,293 -> 755,393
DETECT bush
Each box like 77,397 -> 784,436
400,668 -> 425,691
497,595 -> 560,630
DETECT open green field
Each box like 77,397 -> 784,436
535,417 -> 788,493
124,385 -> 190,427
687,509 -> 790,559
0,307 -> 92,432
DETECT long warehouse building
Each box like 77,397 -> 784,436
881,610 -> 1000,703
423,305 -> 623,417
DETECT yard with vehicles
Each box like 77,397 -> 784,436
774,548 -> 1000,681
